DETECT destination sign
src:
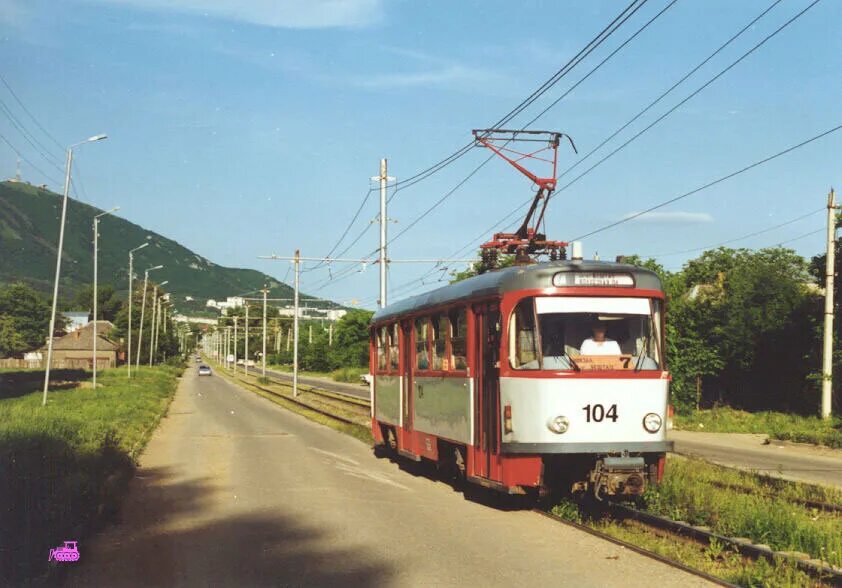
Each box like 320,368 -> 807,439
552,272 -> 635,287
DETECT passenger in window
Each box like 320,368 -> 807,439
580,321 -> 621,355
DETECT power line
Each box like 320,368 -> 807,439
774,226 -> 824,247
388,0 -> 650,196
0,97 -> 64,172
554,0 -> 822,197
555,0 -> 783,183
641,207 -> 823,257
388,0 -> 676,245
449,0 -> 823,255
0,131 -> 61,185
570,122 -> 842,241
305,187 -> 374,273
0,72 -> 64,151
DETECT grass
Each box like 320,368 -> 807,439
0,365 -> 182,583
267,363 -> 369,384
643,457 -> 842,568
549,502 -> 822,587
675,406 -> 842,448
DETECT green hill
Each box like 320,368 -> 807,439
0,181 -> 323,314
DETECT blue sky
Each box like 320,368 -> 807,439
1,0 -> 840,308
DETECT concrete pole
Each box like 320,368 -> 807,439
148,285 -> 158,366
822,188 -> 836,419
136,271 -> 149,369
379,158 -> 388,308
329,322 -> 333,346
127,252 -> 133,379
293,250 -> 300,397
233,316 -> 238,373
286,326 -> 291,352
308,324 -> 312,345
262,287 -> 268,379
42,148 -> 74,406
93,216 -> 99,388
245,303 -> 249,377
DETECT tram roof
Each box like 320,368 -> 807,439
372,260 -> 662,324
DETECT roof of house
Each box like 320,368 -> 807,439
43,321 -> 118,351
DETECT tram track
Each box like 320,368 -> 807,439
222,370 -> 369,428
705,479 -> 842,515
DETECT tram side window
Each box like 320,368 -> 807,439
431,314 -> 448,370
376,326 -> 387,372
509,298 -> 539,370
389,323 -> 400,371
449,308 -> 468,371
415,318 -> 429,370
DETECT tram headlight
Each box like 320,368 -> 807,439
548,415 -> 570,434
643,413 -> 662,433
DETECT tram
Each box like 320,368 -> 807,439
369,258 -> 672,499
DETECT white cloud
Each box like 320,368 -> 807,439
621,211 -> 714,224
349,64 -> 500,90
92,0 -> 385,29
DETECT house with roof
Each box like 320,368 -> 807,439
41,321 -> 118,369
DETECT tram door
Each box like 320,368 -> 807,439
401,320 -> 413,436
474,303 -> 502,481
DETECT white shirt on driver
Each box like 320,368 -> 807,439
580,338 -> 621,355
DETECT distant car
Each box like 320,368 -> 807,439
361,373 -> 373,386
198,365 -> 212,376
195,356 -> 201,362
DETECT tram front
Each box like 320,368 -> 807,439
498,262 -> 672,500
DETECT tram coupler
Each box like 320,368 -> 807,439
590,457 -> 647,500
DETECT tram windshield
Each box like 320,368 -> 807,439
509,296 -> 663,371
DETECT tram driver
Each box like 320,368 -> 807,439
580,320 -> 622,356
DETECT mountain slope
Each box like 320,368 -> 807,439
0,181 -> 316,313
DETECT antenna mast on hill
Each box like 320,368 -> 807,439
472,129 -> 577,269
14,157 -> 21,182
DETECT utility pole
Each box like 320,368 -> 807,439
293,249 -> 300,397
244,303 -> 249,377
148,286 -> 158,367
262,286 -> 268,379
92,206 -> 119,389
42,134 -> 108,407
286,327 -> 291,352
127,242 -> 149,379
329,322 -> 333,346
378,158 -> 388,308
233,316 -> 238,373
822,188 -> 837,419
308,324 -> 312,345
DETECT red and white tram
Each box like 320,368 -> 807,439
370,259 -> 672,499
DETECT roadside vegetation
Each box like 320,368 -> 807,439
550,456 -> 842,586
0,365 -> 182,583
675,406 -> 842,448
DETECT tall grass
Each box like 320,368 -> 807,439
0,366 -> 181,583
645,457 -> 842,567
675,407 -> 842,448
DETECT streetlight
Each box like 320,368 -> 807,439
42,133 -> 108,407
92,206 -> 120,390
136,265 -> 163,371
149,281 -> 168,366
127,241 -> 149,379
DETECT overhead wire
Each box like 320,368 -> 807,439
445,0 -> 822,258
570,122 -> 842,241
0,131 -> 61,185
389,0 -> 677,245
387,0 -> 651,197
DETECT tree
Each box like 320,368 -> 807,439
326,309 -> 373,369
71,284 -> 122,321
0,282 -> 57,357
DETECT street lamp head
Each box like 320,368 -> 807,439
148,264 -> 163,272
87,134 -> 108,142
159,280 -> 169,287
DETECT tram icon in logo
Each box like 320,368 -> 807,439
48,541 -> 80,562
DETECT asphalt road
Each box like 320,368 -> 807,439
669,430 -> 842,489
68,368 -> 713,587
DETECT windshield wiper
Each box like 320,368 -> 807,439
566,354 -> 581,372
634,338 -> 648,372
